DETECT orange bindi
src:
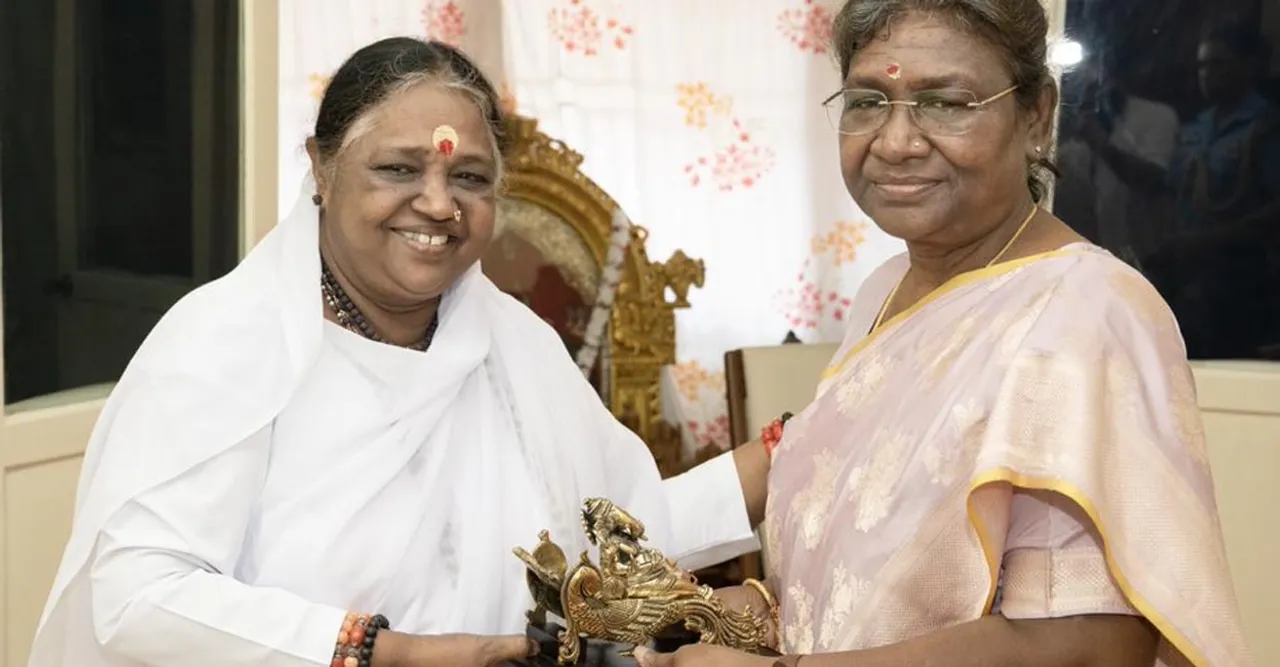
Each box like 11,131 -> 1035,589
432,125 -> 459,157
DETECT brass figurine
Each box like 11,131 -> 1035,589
513,498 -> 769,665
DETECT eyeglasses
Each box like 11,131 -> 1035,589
821,85 -> 1019,137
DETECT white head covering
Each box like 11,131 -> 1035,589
29,177 -> 659,662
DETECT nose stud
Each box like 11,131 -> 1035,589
453,208 -> 463,224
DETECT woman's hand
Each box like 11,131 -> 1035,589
715,585 -> 767,614
372,631 -> 538,667
632,586 -> 780,667
633,644 -> 776,667
715,584 -> 779,650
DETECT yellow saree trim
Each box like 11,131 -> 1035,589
821,248 -> 1089,381
966,469 -> 1211,667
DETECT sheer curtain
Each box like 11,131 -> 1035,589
278,0 -> 903,453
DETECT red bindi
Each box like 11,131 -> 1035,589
431,125 -> 459,158
886,63 -> 901,79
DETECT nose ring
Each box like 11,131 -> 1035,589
452,208 -> 463,223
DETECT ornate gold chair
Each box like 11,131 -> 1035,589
486,114 -> 703,476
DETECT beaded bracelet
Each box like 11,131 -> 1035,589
331,612 -> 391,667
760,412 -> 794,457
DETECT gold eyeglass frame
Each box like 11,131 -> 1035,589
822,84 -> 1019,136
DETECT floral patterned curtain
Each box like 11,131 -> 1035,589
278,0 -> 904,457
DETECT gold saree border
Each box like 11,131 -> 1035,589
966,469 -> 1210,667
821,248 -> 1088,381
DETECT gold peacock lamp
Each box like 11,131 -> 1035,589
512,498 -> 769,665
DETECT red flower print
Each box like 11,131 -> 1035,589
422,1 -> 466,47
826,290 -> 853,322
548,0 -> 634,56
686,414 -> 731,451
781,283 -> 822,330
777,0 -> 834,54
684,120 -> 777,192
774,258 -> 855,331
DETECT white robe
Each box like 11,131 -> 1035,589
28,181 -> 758,667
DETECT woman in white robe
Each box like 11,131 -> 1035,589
28,38 -> 767,667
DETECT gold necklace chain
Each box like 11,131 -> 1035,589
870,204 -> 1038,333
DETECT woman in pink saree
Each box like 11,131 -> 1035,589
638,0 -> 1251,665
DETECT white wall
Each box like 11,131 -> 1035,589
1193,361 -> 1280,665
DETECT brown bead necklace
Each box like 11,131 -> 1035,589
320,260 -> 439,352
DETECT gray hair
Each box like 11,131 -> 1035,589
313,38 -> 507,182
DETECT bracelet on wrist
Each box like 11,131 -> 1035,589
332,612 -> 391,667
760,412 -> 794,457
742,577 -> 781,648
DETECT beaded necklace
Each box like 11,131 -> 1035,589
320,260 -> 439,352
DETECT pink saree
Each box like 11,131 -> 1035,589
764,244 -> 1252,666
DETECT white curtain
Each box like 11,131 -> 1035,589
278,0 -> 904,455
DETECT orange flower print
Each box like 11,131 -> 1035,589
671,360 -> 722,403
548,0 -> 634,56
684,119 -> 777,192
498,82 -> 518,114
810,220 -> 869,266
676,82 -> 733,129
778,0 -> 834,54
422,1 -> 466,47
309,73 -> 331,101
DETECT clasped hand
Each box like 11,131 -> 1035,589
374,582 -> 780,666
372,631 -> 538,667
631,583 -> 781,667
634,644 -> 776,667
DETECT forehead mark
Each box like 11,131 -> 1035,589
432,124 -> 459,158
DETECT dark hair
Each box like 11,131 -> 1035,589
313,38 -> 508,174
1201,21 -> 1268,61
832,0 -> 1058,202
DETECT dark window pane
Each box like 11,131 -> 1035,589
79,1 -> 194,277
1,0 -> 240,405
1057,0 -> 1280,361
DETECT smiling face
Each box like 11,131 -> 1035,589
308,81 -> 498,310
839,12 -> 1052,247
